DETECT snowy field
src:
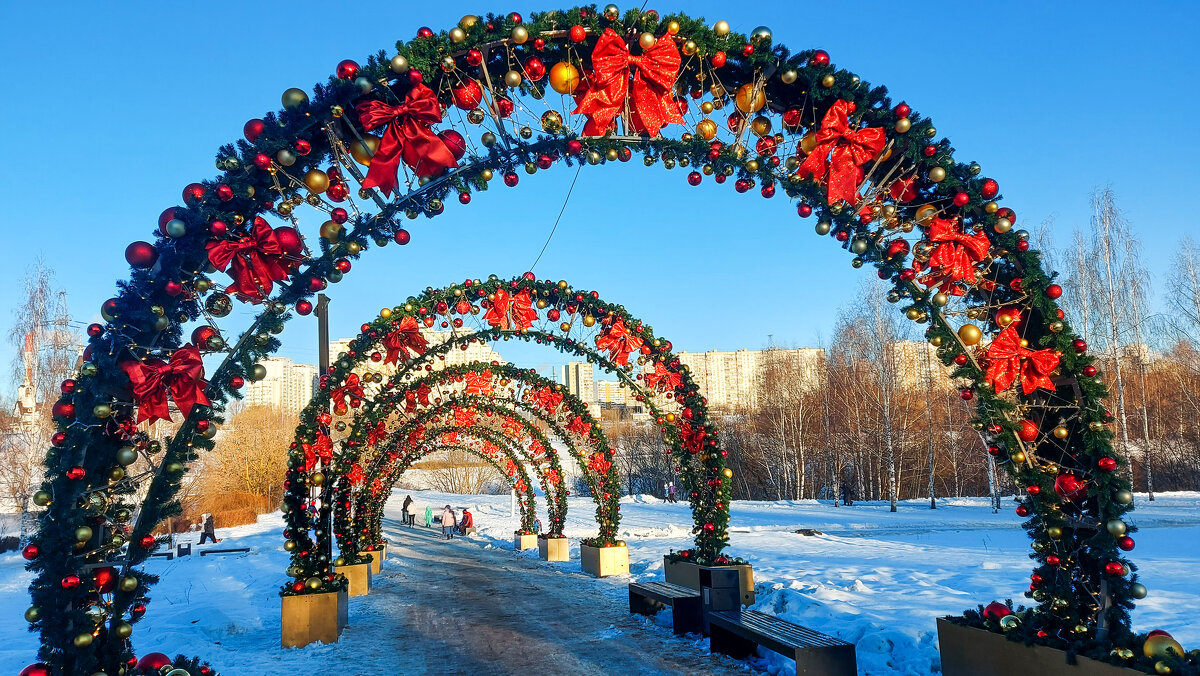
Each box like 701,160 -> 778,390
2,491 -> 1198,675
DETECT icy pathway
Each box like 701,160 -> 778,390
364,517 -> 750,675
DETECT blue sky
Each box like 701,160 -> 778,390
1,1 -> 1197,390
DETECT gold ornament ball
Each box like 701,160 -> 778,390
481,131 -> 498,147
305,576 -> 323,590
1155,662 -> 1173,675
603,4 -> 620,20
560,322 -> 571,332
928,166 -> 947,183
541,110 -> 564,133
932,293 -> 949,307
994,217 -> 1013,233
582,315 -> 596,327
722,468 -> 733,479
304,169 -> 329,194
480,168 -> 494,181
696,119 -> 718,140
281,87 -> 309,109
33,490 -> 52,506
713,20 -> 730,36
120,576 -> 139,592
1144,635 -> 1185,661
781,69 -> 798,84
821,74 -> 836,88
1049,321 -> 1064,333
73,633 -> 93,649
549,62 -> 580,94
957,324 -> 982,346
999,615 -> 1020,631
700,101 -> 714,115
749,115 -> 772,137
1116,490 -> 1134,505
459,14 -> 478,29
665,21 -> 681,36
504,69 -> 523,88
350,134 -> 380,165
467,108 -> 486,124
75,525 -> 93,542
1089,421 -> 1105,432
283,540 -> 297,551
1053,426 -> 1069,439
1106,519 -> 1127,536
915,204 -> 938,225
440,55 -> 456,73
894,118 -> 911,134
390,55 -> 410,74
929,335 -> 943,347
639,32 -> 656,50
735,84 -> 766,113
1130,582 -> 1148,599
113,621 -> 133,639
800,132 -> 818,155
511,26 -> 529,44
320,221 -> 345,242
682,40 -> 698,56
93,403 -> 111,419
449,27 -> 466,43
1047,526 -> 1063,540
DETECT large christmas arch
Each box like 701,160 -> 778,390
21,5 -> 1158,674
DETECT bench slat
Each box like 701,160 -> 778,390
709,610 -> 851,649
630,581 -> 699,601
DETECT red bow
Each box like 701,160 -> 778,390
367,420 -> 388,447
440,431 -> 460,444
407,425 -> 426,448
464,370 -> 494,395
383,316 -> 428,364
514,478 -> 528,493
985,326 -> 1061,395
404,382 -> 432,412
920,217 -> 991,295
573,29 -> 684,137
528,440 -> 547,463
121,343 -> 210,426
679,421 -> 706,454
355,84 -> 458,196
797,100 -> 887,205
587,451 -> 612,475
505,459 -> 518,478
303,432 -> 333,472
502,417 -> 523,439
644,361 -> 682,393
532,386 -> 563,412
483,441 -> 500,459
596,318 -> 644,366
347,463 -> 365,487
545,468 -> 561,486
484,288 -> 538,330
453,406 -> 477,427
206,220 -> 291,303
371,478 -> 382,496
567,416 -> 592,438
330,373 -> 364,408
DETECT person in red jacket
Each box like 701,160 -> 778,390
457,508 -> 474,534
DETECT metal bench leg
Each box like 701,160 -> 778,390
710,624 -> 756,660
796,645 -> 858,676
672,597 -> 703,635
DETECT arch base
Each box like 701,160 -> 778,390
514,533 -> 537,551
281,589 -> 348,648
538,536 -> 570,562
581,544 -> 629,578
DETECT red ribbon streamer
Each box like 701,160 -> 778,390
985,326 -> 1061,395
383,316 -> 428,364
678,421 -> 706,454
206,220 -> 290,303
587,451 -> 612,475
355,84 -> 458,196
920,217 -> 992,295
347,463 -> 365,488
797,99 -> 887,206
121,343 -> 210,426
484,288 -> 538,330
303,432 -> 333,472
596,317 -> 644,366
573,28 -> 684,137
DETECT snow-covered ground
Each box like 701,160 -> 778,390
2,491 -> 1197,675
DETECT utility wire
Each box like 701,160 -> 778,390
529,164 -> 583,272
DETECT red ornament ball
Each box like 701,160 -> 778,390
19,665 -> 50,676
495,97 -> 514,117
230,376 -> 245,389
761,184 -> 776,198
330,207 -> 348,224
326,182 -> 349,202
94,566 -> 117,593
1097,456 -> 1118,472
335,259 -> 351,274
52,401 -> 75,418
960,388 -> 973,401
742,44 -> 754,57
1046,554 -> 1061,566
509,12 -> 522,23
569,25 -> 587,42
894,102 -> 911,118
797,203 -> 812,218
1045,284 -> 1063,299
86,323 -> 104,337
459,192 -> 471,205
711,51 -> 726,68
534,37 -> 546,50
21,544 -> 39,560
1072,338 -> 1087,353
954,354 -> 969,366
1118,536 -> 1135,551
61,575 -> 81,590
1015,504 -> 1029,517
687,171 -> 702,186
182,182 -> 206,203
336,59 -> 359,80
243,118 -> 266,142
452,80 -> 483,110
953,192 -> 970,207
215,184 -> 233,202
525,57 -> 546,80
1017,419 -> 1039,442
294,139 -> 311,155
157,206 -> 181,235
408,68 -> 423,86
125,241 -> 158,269
296,301 -> 313,316
811,50 -> 830,66
439,129 -> 467,160
274,226 -> 303,256
466,49 -> 483,67
566,140 -> 583,155
253,153 -> 271,170
503,172 -> 519,187
981,178 -> 1000,199
394,229 -> 411,245
1054,474 -> 1088,502
1083,365 -> 1097,377
416,26 -> 434,39
1104,561 -> 1126,576
136,653 -> 173,672
983,601 -> 1012,620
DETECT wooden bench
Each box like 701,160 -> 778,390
707,609 -> 856,676
199,547 -> 250,556
629,581 -> 702,635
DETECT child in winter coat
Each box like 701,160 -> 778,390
440,505 -> 457,539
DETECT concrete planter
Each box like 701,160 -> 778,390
365,549 -> 383,575
514,532 -> 537,551
538,536 -> 570,562
339,562 -> 371,597
280,588 -> 348,648
937,618 -> 1145,676
581,543 -> 629,577
663,557 -> 755,606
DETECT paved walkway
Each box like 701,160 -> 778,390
345,518 -> 750,675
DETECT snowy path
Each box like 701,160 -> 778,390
365,517 -> 749,675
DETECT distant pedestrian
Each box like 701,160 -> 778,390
199,513 -> 219,545
534,516 -> 543,534
458,508 -> 474,534
402,495 -> 414,527
841,483 -> 854,507
441,505 -> 457,539
667,483 -> 677,503
424,505 -> 433,528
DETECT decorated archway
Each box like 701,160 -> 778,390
21,6 -> 1154,674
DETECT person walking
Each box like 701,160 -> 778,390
667,483 -> 677,503
199,513 -> 219,545
534,515 -> 543,535
402,495 -> 414,527
424,505 -> 433,528
440,504 -> 457,539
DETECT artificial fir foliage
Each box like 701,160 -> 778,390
21,5 -> 1165,673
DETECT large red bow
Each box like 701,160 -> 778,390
532,386 -> 563,412
678,421 -> 706,454
121,343 -> 210,425
545,468 -> 562,486
573,29 -> 684,137
505,459 -> 519,478
502,417 -> 522,439
644,361 -> 682,393
367,420 -> 388,447
587,451 -> 612,475
440,431 -> 460,445
567,416 -> 592,438
920,217 -> 991,295
303,432 -> 333,472
985,326 -> 1061,395
330,373 -> 364,408
484,288 -> 538,330
355,84 -> 458,196
797,99 -> 887,206
206,220 -> 290,303
528,440 -> 547,463
464,370 -> 494,395
347,463 -> 365,487
596,318 -> 644,366
383,316 -> 428,364
483,441 -> 500,459
453,406 -> 477,427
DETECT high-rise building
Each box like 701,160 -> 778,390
329,329 -> 505,383
674,347 -> 825,411
244,357 -> 318,414
560,361 -> 595,403
891,340 -> 955,391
